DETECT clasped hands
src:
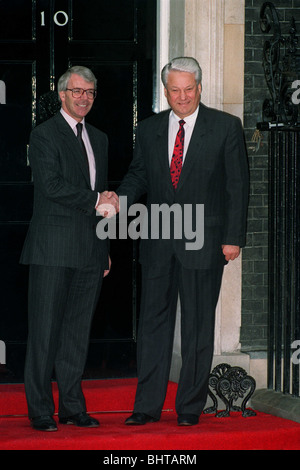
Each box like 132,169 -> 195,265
96,191 -> 120,218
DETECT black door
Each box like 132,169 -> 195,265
0,0 -> 156,382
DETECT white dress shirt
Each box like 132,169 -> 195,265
168,107 -> 199,165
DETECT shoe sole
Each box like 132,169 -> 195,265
178,422 -> 195,426
59,419 -> 99,427
125,418 -> 159,425
32,425 -> 58,431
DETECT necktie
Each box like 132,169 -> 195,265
170,119 -> 185,189
76,122 -> 89,170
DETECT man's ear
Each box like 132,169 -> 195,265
59,91 -> 65,102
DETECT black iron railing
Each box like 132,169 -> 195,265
258,3 -> 300,397
267,128 -> 300,396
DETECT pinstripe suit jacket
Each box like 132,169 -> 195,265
117,103 -> 249,269
20,112 -> 109,269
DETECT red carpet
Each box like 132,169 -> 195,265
1,378 -> 300,450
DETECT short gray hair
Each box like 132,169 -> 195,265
161,57 -> 202,87
57,65 -> 97,93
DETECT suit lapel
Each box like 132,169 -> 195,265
176,104 -> 208,192
156,111 -> 174,193
54,113 -> 91,188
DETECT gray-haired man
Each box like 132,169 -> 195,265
21,66 -> 118,431
118,57 -> 249,426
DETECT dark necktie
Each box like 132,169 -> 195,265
76,122 -> 89,170
170,119 -> 185,189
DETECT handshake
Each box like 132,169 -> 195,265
96,191 -> 120,218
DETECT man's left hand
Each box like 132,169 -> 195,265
222,245 -> 240,262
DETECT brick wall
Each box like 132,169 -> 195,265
242,0 -> 299,350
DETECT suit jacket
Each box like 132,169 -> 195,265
20,112 -> 109,269
117,103 -> 249,269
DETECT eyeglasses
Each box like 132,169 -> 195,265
66,88 -> 97,99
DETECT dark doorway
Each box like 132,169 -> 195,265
0,0 -> 156,382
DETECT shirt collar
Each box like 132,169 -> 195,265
170,106 -> 199,126
60,108 -> 85,131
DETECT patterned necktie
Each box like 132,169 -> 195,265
170,119 -> 185,189
76,122 -> 89,170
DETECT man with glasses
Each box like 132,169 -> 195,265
20,66 -> 118,431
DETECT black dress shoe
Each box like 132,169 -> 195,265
125,412 -> 159,425
177,414 -> 199,426
31,415 -> 57,432
59,412 -> 99,428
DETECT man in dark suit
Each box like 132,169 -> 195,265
20,66 -> 118,431
117,57 -> 249,426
